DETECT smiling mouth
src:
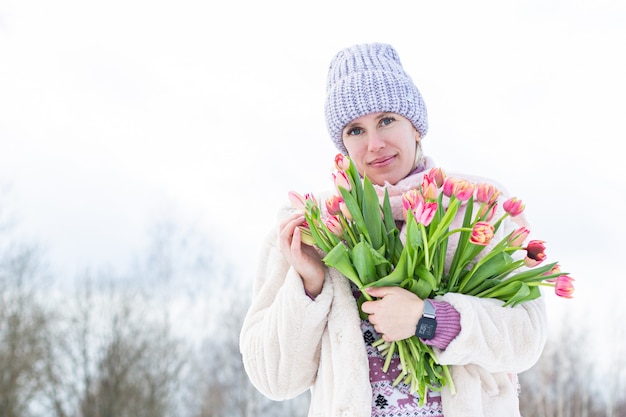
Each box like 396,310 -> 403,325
368,155 -> 395,167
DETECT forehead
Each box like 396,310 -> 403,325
343,112 -> 408,129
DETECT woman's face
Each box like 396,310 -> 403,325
342,112 -> 420,186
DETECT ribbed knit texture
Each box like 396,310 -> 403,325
325,43 -> 428,154
427,300 -> 462,350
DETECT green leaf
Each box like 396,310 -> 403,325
339,187 -> 369,244
352,241 -> 376,285
364,249 -> 408,288
500,282 -> 531,306
415,264 -> 438,293
322,243 -> 362,286
460,251 -> 514,293
362,176 -> 383,249
404,277 -> 433,299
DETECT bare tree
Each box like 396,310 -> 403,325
0,243 -> 53,417
40,274 -> 189,417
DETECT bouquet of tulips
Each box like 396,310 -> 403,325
289,154 -> 574,405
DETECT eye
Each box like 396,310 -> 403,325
380,116 -> 395,126
346,126 -> 364,136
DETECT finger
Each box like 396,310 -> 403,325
361,300 -> 374,314
364,286 -> 392,298
291,225 -> 303,252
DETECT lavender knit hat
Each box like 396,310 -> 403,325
325,43 -> 428,155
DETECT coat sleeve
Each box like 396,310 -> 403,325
434,292 -> 547,373
239,218 -> 333,401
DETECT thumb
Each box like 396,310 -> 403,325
364,286 -> 392,298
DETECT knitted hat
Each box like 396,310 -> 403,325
325,43 -> 428,155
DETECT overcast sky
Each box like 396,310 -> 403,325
1,0 -> 625,331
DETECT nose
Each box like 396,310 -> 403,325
367,131 -> 386,152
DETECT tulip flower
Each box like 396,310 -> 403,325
554,275 -> 575,298
412,201 -> 438,226
421,175 -> 439,200
443,177 -> 456,197
340,201 -> 353,221
325,194 -> 343,216
507,227 -> 530,248
334,153 -> 351,172
503,197 -> 525,217
475,183 -> 501,205
325,215 -> 343,237
452,180 -> 475,202
333,171 -> 351,193
428,167 -> 446,188
470,221 -> 495,245
402,189 -> 424,215
288,191 -> 307,211
524,240 -> 547,267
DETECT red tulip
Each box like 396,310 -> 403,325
524,240 -> 547,267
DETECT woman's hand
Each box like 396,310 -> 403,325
361,286 -> 424,342
279,212 -> 325,297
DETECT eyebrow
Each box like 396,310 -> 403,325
343,112 -> 390,133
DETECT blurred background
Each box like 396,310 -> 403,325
1,0 -> 624,415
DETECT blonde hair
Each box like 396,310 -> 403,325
413,141 -> 425,171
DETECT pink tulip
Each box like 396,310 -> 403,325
288,191 -> 307,210
333,171 -> 351,193
475,183 -> 501,205
554,275 -> 575,298
340,201 -> 353,221
324,215 -> 343,237
548,264 -> 562,275
524,240 -> 546,267
427,167 -> 446,188
470,221 -> 495,245
443,177 -> 456,197
503,197 -> 525,217
508,227 -> 530,247
412,201 -> 438,226
325,194 -> 343,216
402,189 -> 424,215
453,180 -> 475,202
421,175 -> 439,200
334,153 -> 351,172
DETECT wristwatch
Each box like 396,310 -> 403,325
415,299 -> 437,340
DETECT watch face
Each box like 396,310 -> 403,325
417,317 -> 437,340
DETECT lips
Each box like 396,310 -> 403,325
368,155 -> 396,167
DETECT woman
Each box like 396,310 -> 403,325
240,43 -> 547,417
